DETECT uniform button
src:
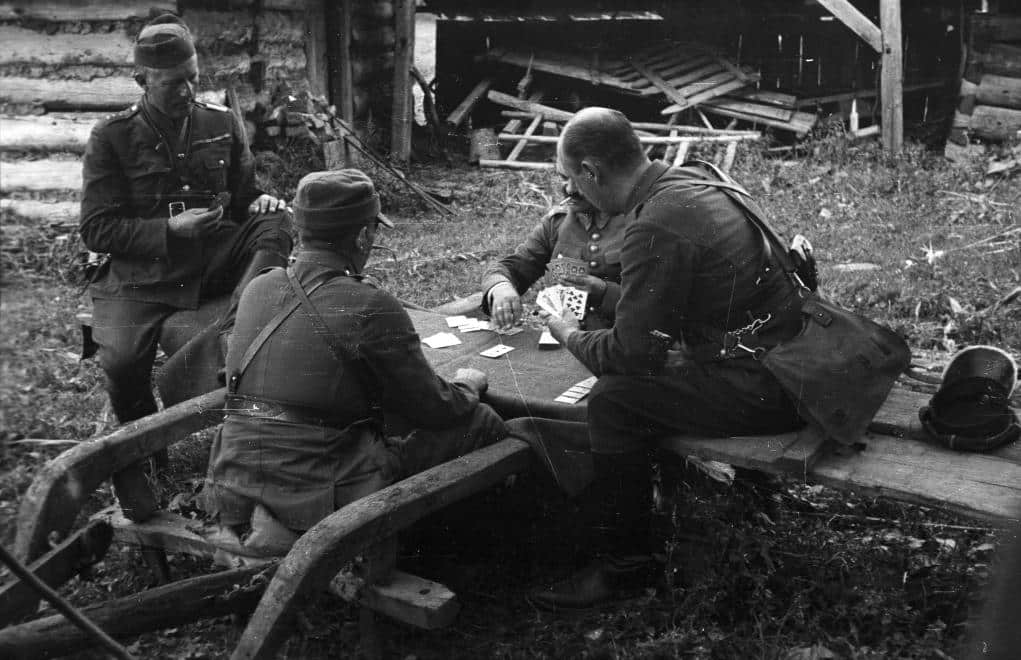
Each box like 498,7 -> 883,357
182,184 -> 190,191
589,244 -> 599,252
589,260 -> 598,267
591,233 -> 600,240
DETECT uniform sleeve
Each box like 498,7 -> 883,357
480,211 -> 559,314
358,293 -> 479,428
594,281 -> 622,321
227,111 -> 262,222
566,194 -> 696,376
79,123 -> 170,258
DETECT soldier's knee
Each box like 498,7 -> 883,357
97,344 -> 152,385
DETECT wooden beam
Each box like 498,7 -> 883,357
0,199 -> 79,225
13,389 -> 226,564
478,159 -> 554,170
445,79 -> 493,128
629,58 -> 693,110
231,437 -> 534,660
486,91 -> 575,123
976,74 -> 1021,109
968,104 -> 1021,141
498,111 -> 760,136
0,76 -> 138,111
304,0 -> 329,99
0,565 -> 273,660
815,0 -> 883,53
506,114 -> 543,163
390,0 -> 416,164
0,114 -> 100,154
329,570 -> 460,630
497,133 -> 759,145
338,0 -> 354,123
880,0 -> 903,154
0,1 -> 173,21
0,520 -> 112,627
0,159 -> 82,194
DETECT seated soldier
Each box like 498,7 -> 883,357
202,169 -> 508,552
79,13 -> 292,425
481,192 -> 626,331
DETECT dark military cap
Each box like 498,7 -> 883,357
293,170 -> 394,238
134,14 -> 196,69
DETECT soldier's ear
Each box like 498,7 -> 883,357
133,71 -> 147,89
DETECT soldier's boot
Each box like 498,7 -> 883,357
528,450 -> 660,612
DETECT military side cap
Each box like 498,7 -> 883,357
134,14 -> 196,69
293,170 -> 393,238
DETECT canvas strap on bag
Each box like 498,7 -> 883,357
683,161 -> 912,447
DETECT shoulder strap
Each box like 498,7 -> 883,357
684,160 -> 800,277
228,269 -> 331,394
285,267 -> 360,364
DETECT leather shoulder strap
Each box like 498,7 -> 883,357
285,267 -> 359,364
227,268 -> 331,394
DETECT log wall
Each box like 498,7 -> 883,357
951,12 -> 1021,143
0,0 -> 334,228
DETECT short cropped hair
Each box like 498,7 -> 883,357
560,108 -> 644,174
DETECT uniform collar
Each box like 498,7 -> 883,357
293,248 -> 359,276
623,160 -> 670,215
562,197 -> 611,232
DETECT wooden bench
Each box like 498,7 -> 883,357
4,382 -> 1019,658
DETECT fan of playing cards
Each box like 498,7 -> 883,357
536,285 -> 587,320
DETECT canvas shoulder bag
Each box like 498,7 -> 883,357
686,161 -> 912,446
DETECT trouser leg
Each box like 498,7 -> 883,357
91,298 -> 171,424
387,403 -> 508,479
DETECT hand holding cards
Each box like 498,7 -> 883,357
547,256 -> 590,286
536,285 -> 587,320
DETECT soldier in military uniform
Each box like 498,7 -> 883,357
79,14 -> 292,424
482,194 -> 627,331
202,169 -> 507,551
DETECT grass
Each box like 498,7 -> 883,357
0,129 -> 1019,658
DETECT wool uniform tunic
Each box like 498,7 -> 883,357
204,249 -> 506,531
480,198 -> 627,329
564,161 -> 805,454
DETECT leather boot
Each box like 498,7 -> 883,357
529,450 -> 660,612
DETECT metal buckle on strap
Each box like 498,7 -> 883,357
721,312 -> 772,360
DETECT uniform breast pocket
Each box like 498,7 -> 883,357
603,249 -> 623,278
198,153 -> 229,192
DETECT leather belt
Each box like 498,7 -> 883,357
224,395 -> 355,429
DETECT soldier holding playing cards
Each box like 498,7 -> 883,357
481,192 -> 627,331
533,108 -> 804,611
202,170 -> 507,553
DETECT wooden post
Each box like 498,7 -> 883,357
306,0 -> 330,99
339,0 -> 354,124
390,0 -> 415,164
880,0 -> 903,154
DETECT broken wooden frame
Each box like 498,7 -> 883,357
8,347 -> 1021,657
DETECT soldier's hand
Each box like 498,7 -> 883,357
454,367 -> 489,395
168,206 -> 223,239
488,282 -> 522,331
538,306 -> 580,345
248,194 -> 287,217
560,273 -> 607,305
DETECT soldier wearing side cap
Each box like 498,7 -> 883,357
80,13 -> 292,426
202,170 -> 507,552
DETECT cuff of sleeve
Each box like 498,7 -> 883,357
481,279 -> 515,314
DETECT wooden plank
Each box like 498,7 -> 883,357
13,389 -> 226,564
672,138 -> 692,167
629,57 -> 695,110
977,43 -> 1021,78
879,0 -> 903,154
0,114 -> 100,153
390,0 -> 416,164
697,104 -> 818,135
446,79 -> 493,128
0,199 -> 79,225
0,520 -> 112,627
0,26 -> 133,66
329,570 -> 460,630
734,90 -> 797,108
0,1 -> 173,21
683,78 -> 756,111
95,507 -> 258,560
0,159 -> 82,194
795,80 -> 948,108
506,114 -> 543,162
691,97 -> 795,122
497,133 -> 760,145
484,49 -> 632,91
0,565 -> 273,660
969,104 -> 1021,141
0,76 -> 138,111
720,140 -> 738,173
501,91 -> 543,135
816,0 -> 883,53
498,111 -> 761,136
659,427 -> 828,475
478,159 -> 552,170
658,62 -> 726,93
976,74 -> 1021,110
810,432 -> 1021,522
231,437 -> 534,660
486,91 -> 575,123
641,55 -> 717,86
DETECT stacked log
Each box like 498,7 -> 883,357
350,0 -> 397,131
950,14 -> 1021,144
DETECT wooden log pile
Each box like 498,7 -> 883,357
950,13 -> 1021,145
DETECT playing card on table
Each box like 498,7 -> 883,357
422,332 -> 462,349
445,315 -> 469,328
457,318 -> 492,333
538,329 -> 560,347
495,326 -> 524,336
480,344 -> 515,358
